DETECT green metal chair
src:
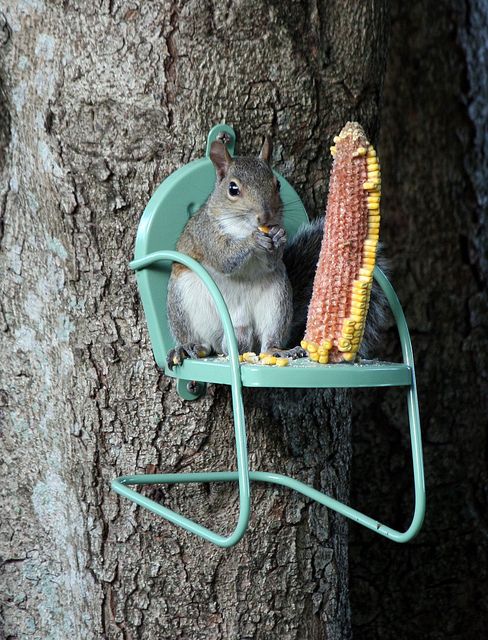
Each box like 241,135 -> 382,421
111,124 -> 425,547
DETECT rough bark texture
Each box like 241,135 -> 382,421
0,2 -> 389,639
349,1 -> 488,638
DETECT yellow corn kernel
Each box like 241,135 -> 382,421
363,181 -> 376,190
353,279 -> 369,289
364,238 -> 378,247
342,319 -> 356,329
259,352 -> 272,360
351,303 -> 366,314
319,355 -> 329,364
363,250 -> 377,259
261,355 -> 277,366
239,355 -> 244,363
275,357 -> 289,367
307,342 -> 318,353
301,340 -> 308,350
330,145 -> 337,156
243,352 -> 258,363
338,341 -> 352,352
367,147 -> 377,157
342,351 -> 355,362
321,339 -> 333,350
258,225 -> 270,234
358,267 -> 374,277
367,202 -> 380,210
353,146 -> 367,157
309,352 -> 319,362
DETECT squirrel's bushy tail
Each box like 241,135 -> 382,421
283,216 -> 389,358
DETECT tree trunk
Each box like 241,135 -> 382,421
0,2 -> 388,638
350,1 -> 488,638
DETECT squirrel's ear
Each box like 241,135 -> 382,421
210,140 -> 232,181
259,136 -> 272,164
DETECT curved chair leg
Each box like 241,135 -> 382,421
111,370 -> 250,548
113,250 -> 251,547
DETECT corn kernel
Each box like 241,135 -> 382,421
243,352 -> 258,363
353,279 -> 369,289
309,352 -> 319,362
319,355 -> 329,364
259,352 -> 272,360
359,267 -> 374,277
258,225 -> 270,234
300,340 -> 308,350
321,339 -> 333,350
363,181 -> 375,190
342,351 -> 355,361
353,146 -> 367,157
307,342 -> 318,353
330,145 -> 337,156
275,357 -> 289,367
261,355 -> 277,366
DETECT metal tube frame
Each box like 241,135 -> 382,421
111,252 -> 425,546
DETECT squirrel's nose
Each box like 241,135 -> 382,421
257,204 -> 272,225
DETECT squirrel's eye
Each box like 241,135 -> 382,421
228,181 -> 240,197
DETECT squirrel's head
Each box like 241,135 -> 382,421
209,138 -> 282,228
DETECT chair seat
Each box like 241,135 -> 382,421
167,356 -> 412,388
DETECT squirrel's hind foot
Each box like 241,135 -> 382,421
167,343 -> 213,370
270,345 -> 307,360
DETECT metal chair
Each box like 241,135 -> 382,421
111,124 -> 425,547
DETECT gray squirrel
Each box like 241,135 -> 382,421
167,139 -> 387,368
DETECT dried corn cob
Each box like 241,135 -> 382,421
302,122 -> 381,363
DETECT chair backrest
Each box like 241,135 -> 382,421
133,124 -> 310,367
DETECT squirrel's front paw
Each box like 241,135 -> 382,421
255,226 -> 286,252
268,225 -> 287,249
254,229 -> 274,252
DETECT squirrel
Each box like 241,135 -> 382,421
167,138 -> 294,367
167,139 -> 387,369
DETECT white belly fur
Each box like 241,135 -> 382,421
177,266 -> 284,353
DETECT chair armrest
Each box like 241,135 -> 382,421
373,266 -> 415,368
130,250 -> 241,380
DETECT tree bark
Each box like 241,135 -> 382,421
350,1 -> 488,638
0,2 -> 388,638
